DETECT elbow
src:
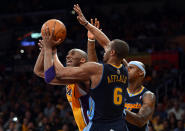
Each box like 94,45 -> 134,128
33,70 -> 40,77
33,67 -> 38,75
126,113 -> 147,127
33,69 -> 44,78
137,121 -> 146,127
55,72 -> 63,80
135,117 -> 148,127
128,119 -> 146,127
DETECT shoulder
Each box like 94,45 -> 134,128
143,91 -> 156,102
82,62 -> 103,66
143,91 -> 155,97
80,62 -> 103,71
79,62 -> 103,76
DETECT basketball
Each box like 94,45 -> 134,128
41,19 -> 67,45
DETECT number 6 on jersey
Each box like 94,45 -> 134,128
113,87 -> 123,105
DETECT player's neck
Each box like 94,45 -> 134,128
107,57 -> 121,66
128,82 -> 142,94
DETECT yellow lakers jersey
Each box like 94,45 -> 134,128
66,84 -> 89,131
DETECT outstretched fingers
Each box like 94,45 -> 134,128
91,18 -> 94,25
76,4 -> 82,14
95,18 -> 100,29
38,40 -> 43,47
45,24 -> 50,38
38,40 -> 44,50
73,4 -> 83,16
51,21 -> 56,39
73,5 -> 80,15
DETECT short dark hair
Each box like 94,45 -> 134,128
111,39 -> 129,59
80,52 -> 88,61
72,48 -> 88,61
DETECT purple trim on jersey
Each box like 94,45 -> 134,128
80,95 -> 89,124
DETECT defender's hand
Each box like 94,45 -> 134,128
88,18 -> 101,40
73,4 -> 88,26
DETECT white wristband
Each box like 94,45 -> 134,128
88,38 -> 95,42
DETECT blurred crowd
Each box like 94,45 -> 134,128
0,0 -> 185,131
0,68 -> 184,131
0,72 -> 77,131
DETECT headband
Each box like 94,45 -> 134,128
128,61 -> 146,77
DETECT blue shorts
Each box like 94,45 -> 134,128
83,119 -> 128,131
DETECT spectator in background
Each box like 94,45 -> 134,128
43,123 -> 52,131
22,118 -> 29,131
181,111 -> 185,123
161,119 -> 170,131
5,121 -> 19,131
174,120 -> 185,131
0,116 -> 3,131
179,95 -> 185,109
24,111 -> 32,123
39,116 -> 49,131
35,112 -> 44,128
152,115 -> 163,131
61,123 -> 70,131
44,102 -> 55,118
3,112 -> 15,129
168,99 -> 184,120
168,112 -> 177,130
155,103 -> 168,120
148,122 -> 155,131
27,122 -> 35,131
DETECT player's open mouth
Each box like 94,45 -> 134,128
66,60 -> 72,64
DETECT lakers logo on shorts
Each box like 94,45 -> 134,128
66,88 -> 72,96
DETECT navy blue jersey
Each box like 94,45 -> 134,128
125,86 -> 149,131
87,64 -> 128,123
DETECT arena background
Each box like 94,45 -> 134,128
0,0 -> 185,130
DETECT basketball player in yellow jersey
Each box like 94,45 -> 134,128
34,46 -> 89,130
34,19 -> 100,131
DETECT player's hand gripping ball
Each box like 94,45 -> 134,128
41,19 -> 66,46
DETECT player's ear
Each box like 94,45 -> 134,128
110,50 -> 116,56
80,58 -> 86,63
138,71 -> 144,78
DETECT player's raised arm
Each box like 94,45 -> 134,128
33,41 -> 45,78
34,41 -> 60,79
73,4 -> 110,51
125,91 -> 156,127
87,18 -> 100,62
54,62 -> 99,83
42,22 -> 100,85
34,38 -> 72,85
42,23 -> 63,84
